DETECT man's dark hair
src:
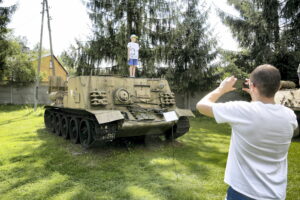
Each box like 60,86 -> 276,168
250,64 -> 281,98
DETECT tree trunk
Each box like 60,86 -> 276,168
185,91 -> 190,109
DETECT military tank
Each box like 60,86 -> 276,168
44,75 -> 194,148
274,81 -> 300,138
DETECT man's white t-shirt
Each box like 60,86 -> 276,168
212,101 -> 297,200
127,42 -> 139,59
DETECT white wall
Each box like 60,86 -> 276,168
0,84 -> 50,105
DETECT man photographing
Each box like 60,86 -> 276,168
197,64 -> 298,200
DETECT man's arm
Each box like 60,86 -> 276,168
196,76 -> 237,118
196,88 -> 226,117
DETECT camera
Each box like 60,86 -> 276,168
234,79 -> 249,89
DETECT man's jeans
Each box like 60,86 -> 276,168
226,186 -> 255,200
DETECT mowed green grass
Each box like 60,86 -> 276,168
0,105 -> 299,200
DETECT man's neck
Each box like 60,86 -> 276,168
252,96 -> 275,104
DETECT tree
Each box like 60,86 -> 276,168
161,0 -> 217,107
58,44 -> 78,76
282,0 -> 300,52
219,0 -> 300,81
31,43 -> 50,57
0,1 -> 16,81
71,0 -> 177,76
4,37 -> 36,84
217,50 -> 248,80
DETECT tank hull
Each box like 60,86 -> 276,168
44,76 -> 194,148
275,89 -> 300,138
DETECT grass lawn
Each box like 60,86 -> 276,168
0,105 -> 299,200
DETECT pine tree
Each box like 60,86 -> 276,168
73,0 -> 176,76
219,0 -> 300,81
162,0 -> 217,107
282,0 -> 300,51
0,1 -> 16,81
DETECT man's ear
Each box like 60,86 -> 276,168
251,85 -> 260,95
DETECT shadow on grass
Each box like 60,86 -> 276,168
0,104 -> 26,113
292,136 -> 300,143
0,104 -> 44,113
0,111 -> 34,126
1,118 -> 230,200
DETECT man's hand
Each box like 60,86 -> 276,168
218,76 -> 237,94
196,76 -> 237,117
242,78 -> 250,94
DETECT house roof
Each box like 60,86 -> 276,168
33,54 -> 69,75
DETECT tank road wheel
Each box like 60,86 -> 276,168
49,112 -> 56,133
69,118 -> 80,144
54,113 -> 62,136
61,116 -> 69,139
79,119 -> 94,149
44,110 -> 51,130
165,117 -> 190,140
174,117 -> 190,138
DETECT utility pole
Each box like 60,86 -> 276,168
34,0 -> 45,111
45,0 -> 56,76
34,0 -> 55,111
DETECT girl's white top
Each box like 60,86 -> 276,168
127,42 -> 139,59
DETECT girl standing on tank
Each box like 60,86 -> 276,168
127,34 -> 139,77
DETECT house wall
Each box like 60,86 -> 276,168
32,56 -> 68,82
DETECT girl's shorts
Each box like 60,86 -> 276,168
128,59 -> 138,66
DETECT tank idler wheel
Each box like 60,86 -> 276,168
293,114 -> 300,138
79,119 -> 94,149
61,116 -> 69,139
165,117 -> 190,140
49,112 -> 56,133
44,110 -> 51,130
69,118 -> 80,144
54,113 -> 62,136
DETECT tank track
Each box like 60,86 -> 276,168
44,106 -> 119,148
165,117 -> 190,140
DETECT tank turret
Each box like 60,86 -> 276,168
44,75 -> 194,148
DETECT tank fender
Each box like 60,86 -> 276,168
87,110 -> 124,124
175,108 -> 195,118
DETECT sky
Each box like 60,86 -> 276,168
2,0 -> 240,55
